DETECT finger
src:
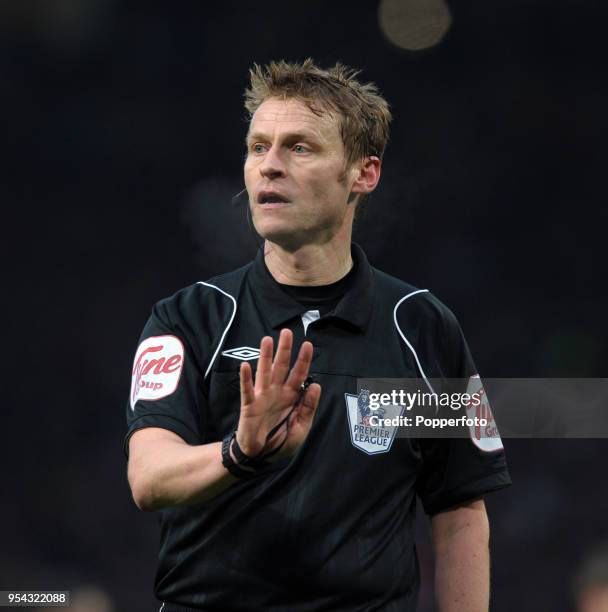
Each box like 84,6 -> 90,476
285,340 -> 314,391
298,383 -> 321,421
239,361 -> 255,407
294,383 -> 322,425
255,336 -> 273,390
271,328 -> 293,386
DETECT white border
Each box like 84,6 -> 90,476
393,289 -> 436,395
197,281 -> 237,379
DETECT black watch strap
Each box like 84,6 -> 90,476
221,432 -> 254,479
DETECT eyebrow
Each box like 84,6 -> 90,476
245,130 -> 322,146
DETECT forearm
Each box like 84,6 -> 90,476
129,439 -> 236,511
432,502 -> 490,612
128,331 -> 320,512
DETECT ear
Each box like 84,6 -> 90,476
349,156 -> 382,196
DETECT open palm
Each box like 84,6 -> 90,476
236,328 -> 322,459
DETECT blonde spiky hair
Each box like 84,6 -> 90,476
244,58 -> 392,169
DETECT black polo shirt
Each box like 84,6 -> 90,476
125,243 -> 511,612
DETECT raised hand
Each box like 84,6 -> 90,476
235,328 -> 322,460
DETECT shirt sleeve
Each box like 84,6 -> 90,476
411,293 -> 512,515
124,299 -> 205,459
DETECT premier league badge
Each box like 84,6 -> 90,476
345,388 -> 404,455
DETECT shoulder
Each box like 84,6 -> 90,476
371,266 -> 473,378
371,266 -> 460,332
152,262 -> 252,328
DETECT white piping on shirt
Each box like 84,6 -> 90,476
393,289 -> 436,395
197,281 -> 237,379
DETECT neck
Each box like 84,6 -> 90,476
263,238 -> 353,286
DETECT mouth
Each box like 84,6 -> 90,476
257,190 -> 290,205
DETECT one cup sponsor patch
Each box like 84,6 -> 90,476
130,335 -> 184,410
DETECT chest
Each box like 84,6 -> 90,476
200,305 -> 423,467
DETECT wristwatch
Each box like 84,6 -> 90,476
221,431 -> 268,479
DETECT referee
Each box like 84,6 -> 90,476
125,59 -> 511,612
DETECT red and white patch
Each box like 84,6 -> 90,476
465,374 -> 504,452
130,335 -> 184,410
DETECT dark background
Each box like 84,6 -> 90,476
3,1 -> 607,610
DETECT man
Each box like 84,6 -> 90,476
125,59 -> 511,611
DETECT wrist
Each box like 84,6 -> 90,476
231,432 -> 270,468
234,428 -> 265,458
221,432 -> 255,479
221,431 -> 272,479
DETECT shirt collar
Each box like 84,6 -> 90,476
248,242 -> 374,332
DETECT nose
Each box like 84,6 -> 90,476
259,145 -> 287,180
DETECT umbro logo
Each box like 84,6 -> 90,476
221,347 -> 260,361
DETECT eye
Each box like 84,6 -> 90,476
293,144 -> 308,154
252,144 -> 267,154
